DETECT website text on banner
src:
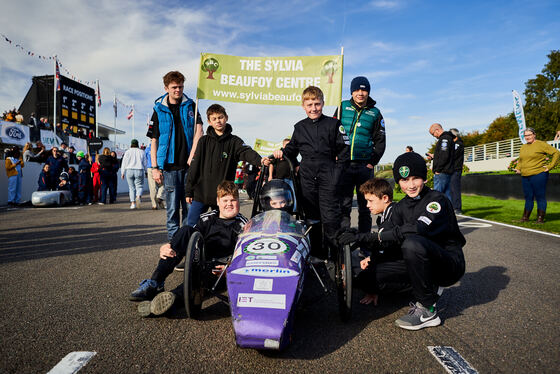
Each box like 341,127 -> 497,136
197,53 -> 343,106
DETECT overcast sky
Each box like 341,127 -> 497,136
1,0 -> 558,162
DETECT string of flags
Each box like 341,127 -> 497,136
1,32 -> 96,87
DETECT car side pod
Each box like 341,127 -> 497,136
227,271 -> 301,350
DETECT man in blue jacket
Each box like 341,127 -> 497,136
148,71 -> 203,240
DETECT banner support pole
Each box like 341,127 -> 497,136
337,46 -> 344,119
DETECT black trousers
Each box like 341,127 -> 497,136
357,235 -> 465,306
150,227 -> 196,283
298,163 -> 342,258
340,162 -> 374,232
449,170 -> 462,211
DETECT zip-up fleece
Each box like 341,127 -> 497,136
185,124 -> 261,205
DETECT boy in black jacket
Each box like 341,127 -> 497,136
273,86 -> 350,259
129,181 -> 247,317
338,152 -> 465,330
338,178 -> 402,306
185,104 -> 269,227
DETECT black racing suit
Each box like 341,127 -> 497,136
150,210 -> 247,294
376,186 -> 466,306
283,114 -> 350,257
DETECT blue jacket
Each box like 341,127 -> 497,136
153,93 -> 196,169
145,144 -> 152,168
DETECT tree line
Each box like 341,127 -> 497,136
460,50 -> 559,147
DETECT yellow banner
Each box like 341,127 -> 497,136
197,53 -> 343,106
253,138 -> 284,156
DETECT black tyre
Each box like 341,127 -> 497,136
335,244 -> 353,321
184,231 -> 204,319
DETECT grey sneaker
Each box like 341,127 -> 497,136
129,279 -> 164,301
174,261 -> 185,272
395,302 -> 441,330
138,291 -> 176,317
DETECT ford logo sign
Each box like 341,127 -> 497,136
6,126 -> 24,140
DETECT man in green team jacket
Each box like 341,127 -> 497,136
334,76 -> 386,237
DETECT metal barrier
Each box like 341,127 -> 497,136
465,138 -> 559,162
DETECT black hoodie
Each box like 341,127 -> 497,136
185,124 -> 261,205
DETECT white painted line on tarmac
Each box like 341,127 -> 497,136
458,215 -> 560,238
428,346 -> 478,374
47,351 -> 97,374
458,221 -> 493,228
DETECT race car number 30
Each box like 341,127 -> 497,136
245,238 -> 288,254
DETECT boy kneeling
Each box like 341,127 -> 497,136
339,152 -> 465,330
129,180 -> 247,317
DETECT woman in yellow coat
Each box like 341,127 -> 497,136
514,128 -> 560,223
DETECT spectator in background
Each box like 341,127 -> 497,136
145,143 -> 165,210
514,127 -> 560,223
28,113 -> 40,142
34,141 -> 48,163
23,142 -> 44,163
449,128 -> 464,215
97,147 -> 115,205
554,129 -> 560,142
67,146 -> 78,164
15,112 -> 24,123
5,147 -> 24,206
406,146 -> 413,152
59,142 -> 69,159
121,139 -> 147,209
68,166 -> 79,204
38,164 -> 51,191
91,154 -> 101,203
427,123 -> 455,199
110,151 -> 120,203
55,123 -> 63,137
46,147 -> 68,185
77,151 -> 92,205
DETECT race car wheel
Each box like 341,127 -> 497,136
184,231 -> 205,319
335,243 -> 353,321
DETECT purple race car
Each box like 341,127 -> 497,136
181,164 -> 353,350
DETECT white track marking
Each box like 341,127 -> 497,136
428,346 -> 478,374
47,351 -> 97,374
458,215 -> 560,238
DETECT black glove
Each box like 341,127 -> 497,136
337,228 -> 359,245
338,228 -> 377,246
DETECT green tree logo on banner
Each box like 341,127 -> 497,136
321,59 -> 339,84
202,57 -> 220,79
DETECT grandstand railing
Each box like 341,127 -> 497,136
465,137 -> 559,162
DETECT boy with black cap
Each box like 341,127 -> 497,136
339,152 -> 465,330
334,76 -> 386,239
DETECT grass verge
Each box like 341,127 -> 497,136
393,192 -> 560,234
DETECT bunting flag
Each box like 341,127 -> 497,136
55,59 -> 61,91
96,81 -> 102,107
1,33 -> 95,87
127,108 -> 134,120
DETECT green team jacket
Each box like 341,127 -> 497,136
336,97 -> 386,165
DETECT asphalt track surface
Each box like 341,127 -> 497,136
0,194 -> 558,373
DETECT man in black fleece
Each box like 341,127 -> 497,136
184,104 -> 269,226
